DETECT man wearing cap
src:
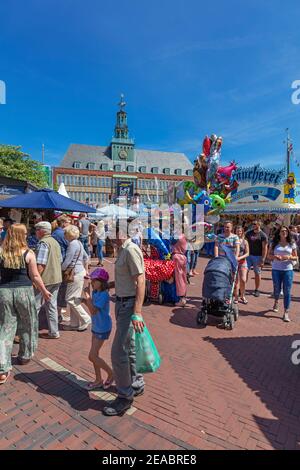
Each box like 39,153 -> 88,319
103,219 -> 145,416
35,221 -> 62,339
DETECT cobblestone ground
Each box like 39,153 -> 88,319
1,256 -> 300,450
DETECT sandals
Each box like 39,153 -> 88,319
239,297 -> 248,305
86,381 -> 104,391
0,371 -> 10,385
86,378 -> 114,391
103,378 -> 114,390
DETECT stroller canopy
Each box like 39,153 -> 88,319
202,256 -> 233,301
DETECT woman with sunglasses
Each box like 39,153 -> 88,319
268,226 -> 298,322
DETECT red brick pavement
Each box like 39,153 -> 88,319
1,256 -> 300,450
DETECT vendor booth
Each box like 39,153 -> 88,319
225,164 -> 300,220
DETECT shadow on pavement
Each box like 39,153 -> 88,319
14,369 -> 111,413
206,334 -> 300,450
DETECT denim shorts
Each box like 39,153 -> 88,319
247,255 -> 262,274
92,331 -> 111,340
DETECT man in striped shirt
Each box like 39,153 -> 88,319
214,221 -> 240,259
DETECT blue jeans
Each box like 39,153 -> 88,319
272,270 -> 294,310
79,236 -> 89,256
111,298 -> 145,399
192,250 -> 199,270
186,250 -> 194,273
97,239 -> 104,263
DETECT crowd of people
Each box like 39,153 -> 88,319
0,212 -> 299,416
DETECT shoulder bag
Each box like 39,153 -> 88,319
62,245 -> 82,283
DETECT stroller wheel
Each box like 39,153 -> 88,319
228,314 -> 235,330
197,311 -> 207,326
233,304 -> 239,321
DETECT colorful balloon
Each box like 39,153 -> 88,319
202,136 -> 211,157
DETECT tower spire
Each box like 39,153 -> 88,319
118,93 -> 126,111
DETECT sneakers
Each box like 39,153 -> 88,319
273,302 -> 279,313
40,332 -> 60,339
133,388 -> 144,397
17,357 -> 31,365
62,324 -> 79,331
102,397 -> 133,416
254,290 -> 260,297
77,321 -> 91,332
283,311 -> 291,322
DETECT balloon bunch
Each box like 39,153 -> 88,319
190,135 -> 239,216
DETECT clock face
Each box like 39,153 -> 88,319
119,149 -> 128,160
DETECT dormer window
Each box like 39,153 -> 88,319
101,163 -> 108,171
127,165 -> 135,172
163,168 -> 170,175
151,167 -> 158,174
87,163 -> 95,170
139,166 -> 146,173
114,164 -> 121,172
74,162 -> 81,169
175,169 -> 182,176
186,169 -> 193,176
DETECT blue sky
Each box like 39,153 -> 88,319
1,0 -> 300,180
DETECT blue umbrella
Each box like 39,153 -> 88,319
0,188 -> 96,213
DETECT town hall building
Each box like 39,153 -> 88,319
53,95 -> 194,206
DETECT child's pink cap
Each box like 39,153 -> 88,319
90,268 -> 109,282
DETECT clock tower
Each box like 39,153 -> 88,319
111,94 -> 135,163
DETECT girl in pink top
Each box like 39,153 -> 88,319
172,234 -> 188,307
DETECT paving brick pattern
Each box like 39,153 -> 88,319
1,257 -> 300,450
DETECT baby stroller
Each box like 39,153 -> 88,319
197,256 -> 239,329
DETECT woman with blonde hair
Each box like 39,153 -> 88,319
62,225 -> 91,331
0,224 -> 51,385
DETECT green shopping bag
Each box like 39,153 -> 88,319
131,315 -> 161,373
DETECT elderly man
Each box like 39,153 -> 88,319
103,219 -> 145,416
35,221 -> 62,339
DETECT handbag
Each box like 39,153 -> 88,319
62,245 -> 82,283
131,314 -> 161,373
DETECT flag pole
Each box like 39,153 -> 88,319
286,128 -> 290,175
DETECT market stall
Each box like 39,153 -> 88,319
224,164 -> 300,224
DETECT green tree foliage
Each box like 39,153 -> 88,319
0,145 -> 48,188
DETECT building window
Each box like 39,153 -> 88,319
139,166 -> 146,173
87,162 -> 95,170
114,164 -> 121,172
151,167 -> 158,174
186,169 -> 193,176
175,169 -> 182,176
127,165 -> 134,172
163,168 -> 170,175
73,162 -> 81,169
101,163 -> 108,171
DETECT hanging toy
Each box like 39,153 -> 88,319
283,173 -> 296,204
145,228 -> 171,259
